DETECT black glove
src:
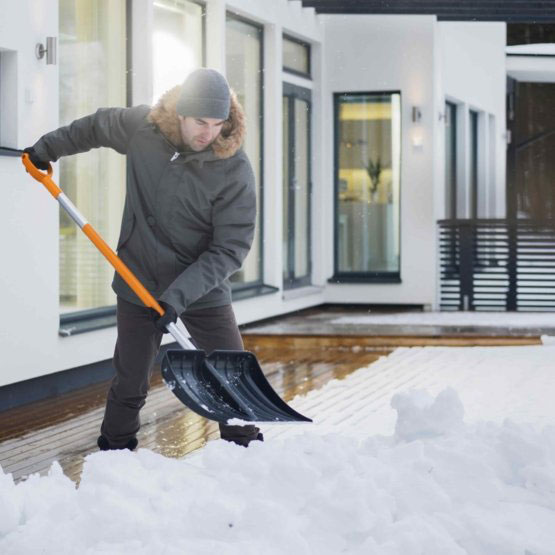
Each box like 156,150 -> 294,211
151,301 -> 178,332
23,147 -> 50,171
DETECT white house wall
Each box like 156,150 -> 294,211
0,0 -> 64,387
321,15 -> 439,308
438,22 -> 507,219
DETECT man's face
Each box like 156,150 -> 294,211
178,115 -> 225,151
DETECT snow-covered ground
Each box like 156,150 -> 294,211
2,343 -> 555,554
331,311 -> 555,329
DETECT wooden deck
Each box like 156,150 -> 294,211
0,307 -> 543,485
0,338 -> 386,484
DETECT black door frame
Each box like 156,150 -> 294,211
445,100 -> 458,219
283,82 -> 312,290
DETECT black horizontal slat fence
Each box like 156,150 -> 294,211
438,219 -> 555,311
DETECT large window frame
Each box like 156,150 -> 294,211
58,0 -> 131,335
330,90 -> 402,284
282,34 -> 311,79
225,12 -> 266,294
59,0 -> 210,334
283,82 -> 312,290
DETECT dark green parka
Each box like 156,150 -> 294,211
33,87 -> 256,314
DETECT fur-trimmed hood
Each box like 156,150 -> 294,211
148,85 -> 246,160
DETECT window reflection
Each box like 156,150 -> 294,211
283,35 -> 310,76
283,85 -> 312,289
335,92 -> 401,277
152,0 -> 203,104
226,15 -> 263,286
59,0 -> 127,312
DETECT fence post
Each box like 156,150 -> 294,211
459,222 -> 474,311
506,221 -> 517,311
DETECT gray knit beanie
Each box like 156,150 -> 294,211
176,68 -> 231,120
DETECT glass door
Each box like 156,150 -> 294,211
282,83 -> 312,289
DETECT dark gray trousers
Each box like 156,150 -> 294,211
100,297 -> 259,447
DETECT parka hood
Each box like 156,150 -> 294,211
148,85 -> 246,159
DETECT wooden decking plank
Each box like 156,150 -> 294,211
244,334 -> 541,348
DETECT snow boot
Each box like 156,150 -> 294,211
219,424 -> 264,447
97,435 -> 138,451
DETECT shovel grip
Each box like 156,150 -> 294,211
22,153 -> 165,317
22,153 -> 59,196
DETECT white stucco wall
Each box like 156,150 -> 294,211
321,17 -> 507,309
0,0 -> 65,386
321,15 -> 439,307
438,21 -> 507,219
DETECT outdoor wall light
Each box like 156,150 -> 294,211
412,133 -> 424,149
412,106 -> 422,123
35,37 -> 57,65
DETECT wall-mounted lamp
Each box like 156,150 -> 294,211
412,106 -> 422,123
411,133 -> 424,149
35,37 -> 57,65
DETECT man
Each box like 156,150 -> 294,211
25,68 -> 262,449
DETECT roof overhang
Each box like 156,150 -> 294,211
296,1 -> 555,22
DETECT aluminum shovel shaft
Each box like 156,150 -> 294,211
21,153 -> 192,349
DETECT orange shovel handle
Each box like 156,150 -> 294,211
22,153 -> 165,317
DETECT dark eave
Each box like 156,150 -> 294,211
296,1 -> 555,22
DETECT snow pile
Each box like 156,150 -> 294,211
2,389 -> 555,554
391,387 -> 465,441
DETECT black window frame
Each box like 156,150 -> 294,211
282,33 -> 311,79
469,109 -> 479,219
282,82 -> 312,290
0,49 -> 20,157
329,90 -> 402,285
445,100 -> 458,219
226,12 -> 266,294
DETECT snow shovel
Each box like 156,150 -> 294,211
22,154 -> 312,424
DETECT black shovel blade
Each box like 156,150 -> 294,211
161,349 -> 312,423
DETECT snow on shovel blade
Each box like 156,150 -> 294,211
161,350 -> 312,423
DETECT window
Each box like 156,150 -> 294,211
487,114 -> 496,217
152,0 -> 204,104
332,92 -> 401,282
283,83 -> 312,289
226,15 -> 263,287
445,101 -> 457,219
469,110 -> 479,219
283,35 -> 310,77
0,48 -> 17,152
59,0 -> 128,313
